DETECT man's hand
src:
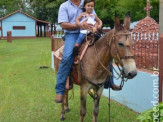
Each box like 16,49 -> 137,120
92,27 -> 97,33
80,19 -> 93,30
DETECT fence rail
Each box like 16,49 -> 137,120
53,30 -> 64,38
131,32 -> 159,70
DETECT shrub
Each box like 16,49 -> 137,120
137,102 -> 163,122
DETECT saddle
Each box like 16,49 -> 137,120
54,33 -> 101,90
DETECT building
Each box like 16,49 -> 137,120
0,10 -> 50,39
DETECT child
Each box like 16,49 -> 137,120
73,0 -> 102,55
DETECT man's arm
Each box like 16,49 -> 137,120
90,15 -> 103,33
58,3 -> 79,30
61,22 -> 79,30
76,13 -> 84,28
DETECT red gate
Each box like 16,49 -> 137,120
131,0 -> 159,70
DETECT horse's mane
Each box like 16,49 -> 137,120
96,29 -> 114,45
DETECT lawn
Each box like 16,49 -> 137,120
0,38 -> 139,122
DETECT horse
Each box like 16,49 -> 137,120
54,11 -> 137,122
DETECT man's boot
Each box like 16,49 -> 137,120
54,94 -> 63,103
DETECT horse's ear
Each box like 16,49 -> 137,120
123,11 -> 130,30
114,12 -> 121,31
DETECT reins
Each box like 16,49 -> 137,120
79,30 -> 134,89
93,38 -> 126,89
79,31 -> 133,121
79,34 -> 106,89
94,43 -> 114,78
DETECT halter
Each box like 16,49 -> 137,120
108,31 -> 135,87
93,30 -> 135,88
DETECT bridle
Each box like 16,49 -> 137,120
80,30 -> 135,89
103,30 -> 135,87
109,32 -> 134,87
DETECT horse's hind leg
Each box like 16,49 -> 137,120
60,90 -> 69,121
92,87 -> 104,122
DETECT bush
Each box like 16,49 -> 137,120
137,102 -> 163,122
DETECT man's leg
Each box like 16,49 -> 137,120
55,33 -> 79,103
104,62 -> 121,90
109,63 -> 121,90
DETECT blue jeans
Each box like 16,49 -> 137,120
104,62 -> 114,89
55,33 -> 79,95
76,33 -> 86,45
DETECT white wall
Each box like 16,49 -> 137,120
103,67 -> 159,113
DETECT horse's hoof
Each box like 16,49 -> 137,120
60,117 -> 65,121
65,108 -> 70,112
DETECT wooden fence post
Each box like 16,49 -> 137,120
51,34 -> 55,69
159,33 -> 163,102
7,31 -> 12,43
51,34 -> 55,51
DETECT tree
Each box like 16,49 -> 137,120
0,0 -> 30,17
95,0 -> 119,28
118,0 -> 159,22
0,0 -> 159,27
95,0 -> 159,27
28,0 -> 66,24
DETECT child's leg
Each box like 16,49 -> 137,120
73,33 -> 86,56
76,33 -> 86,45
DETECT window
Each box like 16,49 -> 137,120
13,26 -> 26,30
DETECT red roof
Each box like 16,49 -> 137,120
0,10 -> 50,24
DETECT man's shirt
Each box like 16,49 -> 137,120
58,0 -> 96,34
58,0 -> 84,33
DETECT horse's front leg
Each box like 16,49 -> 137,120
93,87 -> 104,122
60,90 -> 69,121
61,99 -> 65,121
64,90 -> 70,112
80,83 -> 89,122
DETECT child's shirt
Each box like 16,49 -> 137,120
80,14 -> 96,34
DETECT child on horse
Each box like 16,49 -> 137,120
73,0 -> 102,54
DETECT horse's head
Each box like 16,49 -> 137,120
109,11 -> 137,79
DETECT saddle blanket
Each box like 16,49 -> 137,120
53,45 -> 79,64
53,44 -> 80,86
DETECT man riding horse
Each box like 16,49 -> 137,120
54,0 -> 120,103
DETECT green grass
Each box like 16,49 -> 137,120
0,38 -> 139,122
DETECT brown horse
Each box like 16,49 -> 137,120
54,11 -> 137,122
